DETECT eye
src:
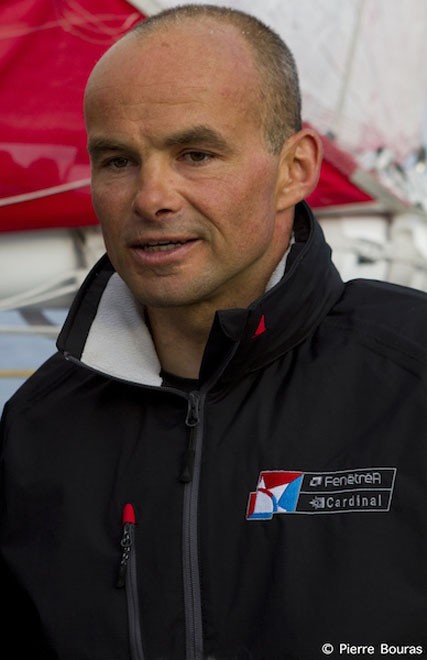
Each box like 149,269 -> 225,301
105,156 -> 132,170
180,151 -> 213,165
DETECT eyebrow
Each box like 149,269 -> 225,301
164,125 -> 232,153
87,126 -> 233,158
87,139 -> 133,158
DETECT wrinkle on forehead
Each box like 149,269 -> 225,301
86,82 -> 211,108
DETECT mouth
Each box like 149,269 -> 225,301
139,239 -> 197,253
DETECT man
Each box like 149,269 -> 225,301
1,5 -> 426,660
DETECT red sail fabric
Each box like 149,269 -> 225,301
307,159 -> 373,209
0,0 -> 143,232
0,0 -> 373,234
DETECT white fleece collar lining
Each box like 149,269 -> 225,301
80,247 -> 290,386
81,273 -> 162,386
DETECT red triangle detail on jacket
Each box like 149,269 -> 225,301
254,314 -> 267,337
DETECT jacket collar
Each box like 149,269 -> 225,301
200,202 -> 344,383
57,202 -> 344,387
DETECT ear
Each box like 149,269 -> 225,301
275,127 -> 323,211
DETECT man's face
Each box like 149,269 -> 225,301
84,21 -> 293,312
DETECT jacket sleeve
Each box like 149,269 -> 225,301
0,404 -> 57,656
0,555 -> 57,656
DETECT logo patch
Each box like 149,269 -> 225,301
246,467 -> 396,520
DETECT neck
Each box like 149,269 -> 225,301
146,260 -> 289,379
146,304 -> 214,379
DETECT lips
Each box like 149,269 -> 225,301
128,236 -> 201,264
141,239 -> 195,252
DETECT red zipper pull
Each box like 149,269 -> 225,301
122,503 -> 136,525
116,503 -> 136,588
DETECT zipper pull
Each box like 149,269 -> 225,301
116,503 -> 136,588
185,391 -> 200,427
179,392 -> 200,483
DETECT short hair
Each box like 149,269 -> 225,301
126,4 -> 302,154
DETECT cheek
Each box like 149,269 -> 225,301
227,174 -> 278,238
232,155 -> 278,205
91,190 -> 120,252
91,183 -> 108,223
91,184 -> 124,239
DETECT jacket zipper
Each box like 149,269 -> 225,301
180,391 -> 200,483
66,351 -> 234,659
117,503 -> 145,660
181,390 -> 204,660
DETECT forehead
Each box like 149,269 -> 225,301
84,20 -> 262,123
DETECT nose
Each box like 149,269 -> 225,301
132,158 -> 181,220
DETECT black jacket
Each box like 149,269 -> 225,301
1,202 -> 427,660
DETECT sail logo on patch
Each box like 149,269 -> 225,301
246,467 -> 396,520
